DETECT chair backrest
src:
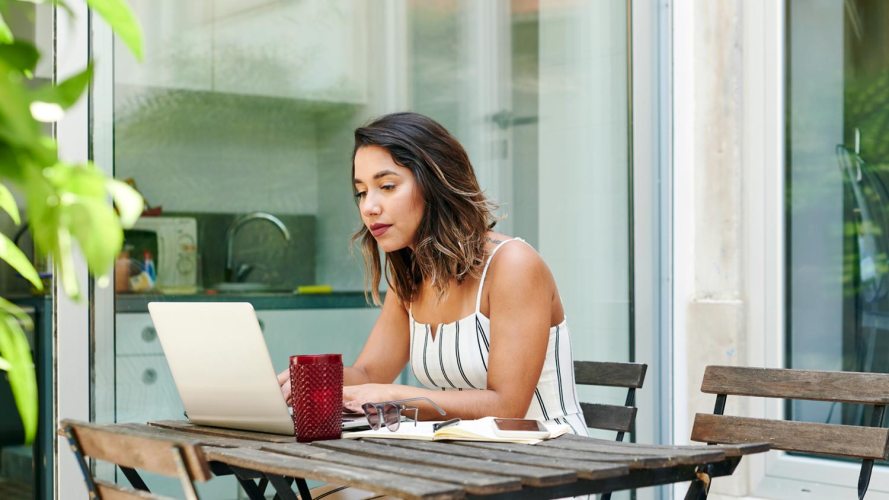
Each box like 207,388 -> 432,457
61,419 -> 211,500
574,360 -> 647,441
691,366 -> 889,499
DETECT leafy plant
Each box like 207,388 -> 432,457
0,0 -> 143,444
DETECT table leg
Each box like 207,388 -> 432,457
228,465 -> 271,500
294,477 -> 312,499
268,475 -> 298,500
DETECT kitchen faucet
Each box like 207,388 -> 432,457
225,212 -> 291,282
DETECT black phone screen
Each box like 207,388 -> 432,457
493,418 -> 547,432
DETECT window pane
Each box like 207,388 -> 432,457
786,0 -> 889,431
94,2 -> 632,494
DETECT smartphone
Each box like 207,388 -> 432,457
492,418 -> 550,439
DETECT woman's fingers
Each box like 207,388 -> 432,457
280,378 -> 292,404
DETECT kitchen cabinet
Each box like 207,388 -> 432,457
115,0 -> 368,103
211,0 -> 368,103
114,1 -> 213,91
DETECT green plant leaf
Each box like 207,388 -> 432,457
31,64 -> 92,110
105,177 -> 143,227
0,296 -> 34,331
85,0 -> 143,61
0,182 -> 20,225
0,311 -> 37,444
0,41 -> 40,73
0,232 -> 42,290
0,60 -> 43,148
0,12 -> 12,45
0,356 -> 10,371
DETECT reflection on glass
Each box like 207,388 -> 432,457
786,0 -> 889,431
98,1 -> 632,495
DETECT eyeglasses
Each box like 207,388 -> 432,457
361,397 -> 446,432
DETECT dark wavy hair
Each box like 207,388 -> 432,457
352,112 -> 497,306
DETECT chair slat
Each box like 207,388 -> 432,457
700,366 -> 889,404
63,420 -> 212,482
574,361 -> 647,388
95,480 -> 174,500
690,414 -> 889,460
580,403 -> 636,433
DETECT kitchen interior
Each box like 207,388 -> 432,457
1,1 -> 634,499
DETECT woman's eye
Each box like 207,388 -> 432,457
354,191 -> 366,199
381,184 -> 395,191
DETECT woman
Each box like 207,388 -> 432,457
279,112 -> 587,434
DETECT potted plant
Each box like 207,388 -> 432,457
0,0 -> 144,446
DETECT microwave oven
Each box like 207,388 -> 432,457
125,217 -> 198,293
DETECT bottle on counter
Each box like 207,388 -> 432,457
143,250 -> 156,286
114,246 -> 132,293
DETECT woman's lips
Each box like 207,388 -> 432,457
370,224 -> 392,237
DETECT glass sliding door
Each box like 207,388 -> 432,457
89,1 -> 633,497
783,0 -> 889,495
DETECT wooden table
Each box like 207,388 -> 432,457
117,420 -> 768,499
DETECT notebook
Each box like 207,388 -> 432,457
343,417 -> 571,444
147,302 -> 367,435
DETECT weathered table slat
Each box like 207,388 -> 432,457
314,439 -> 573,488
148,420 -> 294,443
117,423 -> 264,450
262,442 -> 523,495
535,436 -> 726,465
445,441 -> 672,468
692,414 -> 889,459
556,434 -> 770,457
204,446 -> 463,500
379,440 -> 628,480
701,366 -> 889,404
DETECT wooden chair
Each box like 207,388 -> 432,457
689,366 -> 889,500
574,360 -> 648,441
60,419 -> 212,500
574,360 -> 647,500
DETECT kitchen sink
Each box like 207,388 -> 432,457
211,282 -> 287,293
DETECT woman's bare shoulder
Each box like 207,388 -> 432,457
486,235 -> 553,288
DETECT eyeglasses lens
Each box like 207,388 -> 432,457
362,402 -> 382,430
383,403 -> 401,432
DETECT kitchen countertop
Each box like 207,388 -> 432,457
115,291 -> 380,313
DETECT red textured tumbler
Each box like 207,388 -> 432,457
290,354 -> 343,442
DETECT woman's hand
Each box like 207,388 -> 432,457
342,383 -> 396,413
277,369 -> 292,405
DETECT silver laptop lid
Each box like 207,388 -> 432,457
148,302 -> 294,435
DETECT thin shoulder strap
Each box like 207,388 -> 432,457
475,238 -> 525,313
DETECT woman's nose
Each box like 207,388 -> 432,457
361,196 -> 381,217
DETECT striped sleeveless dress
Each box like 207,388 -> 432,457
408,238 -> 589,435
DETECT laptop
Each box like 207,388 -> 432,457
147,302 -> 368,435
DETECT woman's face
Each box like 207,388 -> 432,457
353,145 -> 425,252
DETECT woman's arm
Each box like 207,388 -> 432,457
343,243 -> 555,420
278,288 -> 411,403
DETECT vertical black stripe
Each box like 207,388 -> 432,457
564,327 -> 582,412
535,388 -> 549,420
454,321 -> 479,389
475,315 -> 489,371
554,325 -> 567,414
438,323 -> 457,389
422,325 -> 438,388
409,316 -> 420,384
560,415 -> 581,436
